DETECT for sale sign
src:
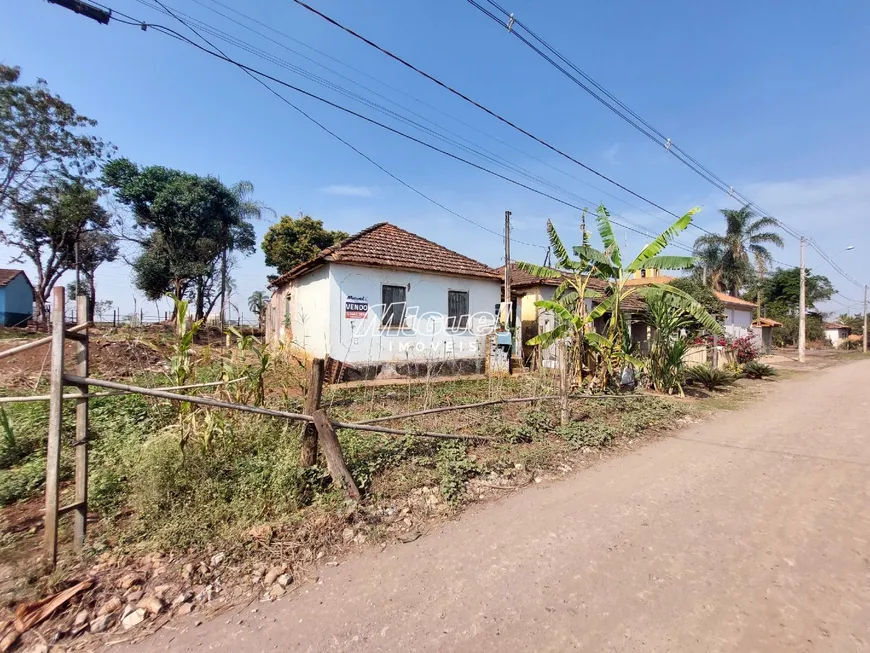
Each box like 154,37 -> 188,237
345,296 -> 368,319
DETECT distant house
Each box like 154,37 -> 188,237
266,223 -> 502,380
824,321 -> 851,348
499,263 -> 646,364
624,272 -> 757,337
0,269 -> 35,327
751,317 -> 783,354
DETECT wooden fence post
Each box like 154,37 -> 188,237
44,286 -> 65,569
300,358 -> 324,467
73,295 -> 89,550
312,410 -> 360,500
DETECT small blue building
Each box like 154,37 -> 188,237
0,269 -> 35,327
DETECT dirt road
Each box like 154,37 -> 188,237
124,360 -> 870,652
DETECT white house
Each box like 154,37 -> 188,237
266,222 -> 502,380
824,321 -> 851,348
714,291 -> 757,337
624,273 -> 757,337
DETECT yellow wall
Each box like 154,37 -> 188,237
520,289 -> 541,321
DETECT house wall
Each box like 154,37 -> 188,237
327,263 -> 501,370
266,265 -> 332,358
0,274 -> 34,327
723,306 -> 753,337
826,328 -> 848,348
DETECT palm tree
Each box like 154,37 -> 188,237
692,205 -> 783,296
248,290 -> 267,314
219,181 -> 273,328
248,290 -> 268,330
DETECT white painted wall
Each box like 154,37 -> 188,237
826,327 -> 848,348
723,307 -> 753,337
328,263 -> 501,365
267,265 -> 332,358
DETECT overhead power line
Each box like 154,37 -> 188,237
466,0 -> 865,290
287,0 -> 703,228
186,0 -> 672,225
89,1 -> 703,254
130,0 -> 687,246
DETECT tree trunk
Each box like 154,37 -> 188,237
87,272 -> 96,323
195,278 -> 206,321
219,239 -> 227,331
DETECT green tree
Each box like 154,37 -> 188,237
63,229 -> 119,322
262,215 -> 348,277
692,205 -> 784,295
837,313 -> 864,337
4,180 -> 113,323
218,181 -> 270,327
0,64 -> 112,216
666,277 -> 724,335
762,267 -> 833,318
103,158 -> 256,320
774,314 -> 825,347
643,289 -> 694,396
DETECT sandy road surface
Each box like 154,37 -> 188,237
122,360 -> 870,652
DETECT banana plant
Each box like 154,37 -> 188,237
517,213 -> 603,385
518,204 -> 722,389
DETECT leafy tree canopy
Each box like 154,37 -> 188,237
1,64 -> 112,215
4,180 -> 114,322
262,214 -> 348,276
666,277 -> 724,334
103,158 -> 256,318
762,267 -> 833,318
837,313 -> 864,337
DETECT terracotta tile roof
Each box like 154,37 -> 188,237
497,264 -> 645,313
624,275 -> 758,309
752,317 -> 783,328
270,223 -> 500,287
0,269 -> 31,289
824,321 -> 850,330
713,291 -> 757,309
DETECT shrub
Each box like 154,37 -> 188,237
436,441 -> 477,504
685,365 -> 736,391
556,419 -> 616,448
723,335 -> 760,363
618,399 -> 686,435
742,361 -> 777,379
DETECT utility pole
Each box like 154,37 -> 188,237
863,284 -> 868,354
503,210 -> 511,328
798,237 -> 806,363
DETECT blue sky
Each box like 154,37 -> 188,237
3,0 -> 869,320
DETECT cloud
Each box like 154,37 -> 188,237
603,143 -> 620,166
319,185 -> 375,197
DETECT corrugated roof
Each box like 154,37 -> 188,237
0,269 -> 31,289
270,223 -> 501,287
824,321 -> 850,330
